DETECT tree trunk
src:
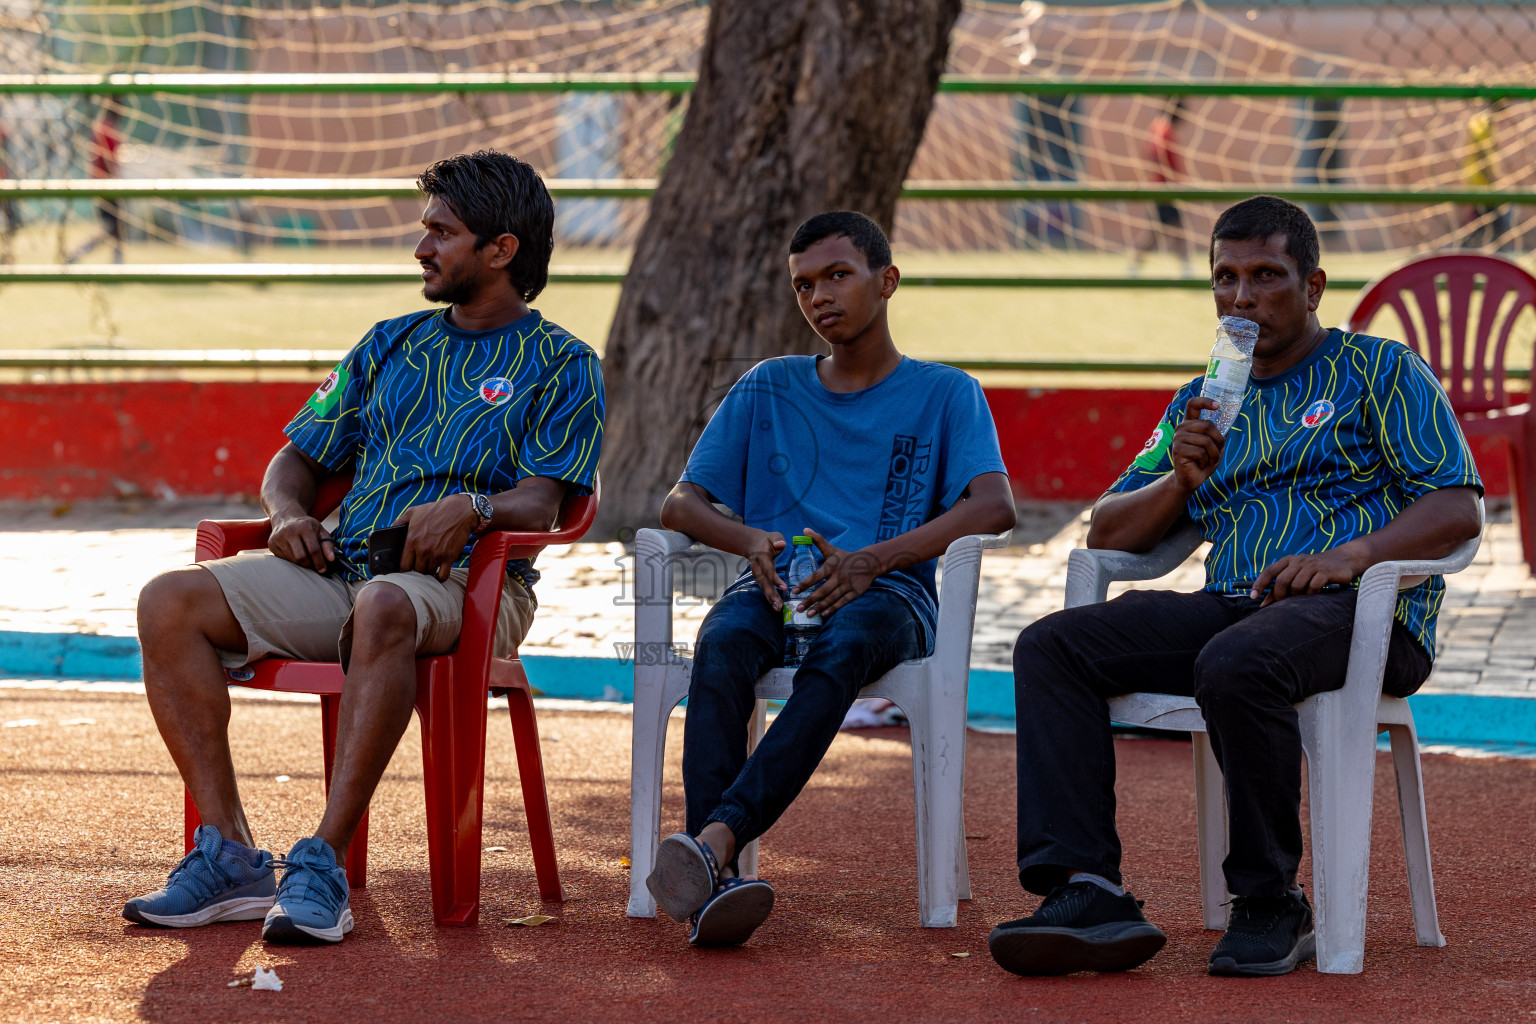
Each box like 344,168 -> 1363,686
595,0 -> 962,535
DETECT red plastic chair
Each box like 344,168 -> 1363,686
1345,253 -> 1536,571
184,474 -> 599,926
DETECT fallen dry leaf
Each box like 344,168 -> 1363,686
951,952 -> 970,959
619,856 -> 631,868
504,915 -> 556,927
965,834 -> 989,840
484,846 -> 509,853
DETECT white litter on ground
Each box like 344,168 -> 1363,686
251,966 -> 283,991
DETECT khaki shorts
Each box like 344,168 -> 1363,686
200,551 -> 535,670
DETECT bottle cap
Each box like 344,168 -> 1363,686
792,535 -> 813,545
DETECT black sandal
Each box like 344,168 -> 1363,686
689,877 -> 775,947
647,833 -> 721,922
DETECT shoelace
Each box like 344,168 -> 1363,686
1222,895 -> 1294,933
266,851 -> 347,911
166,844 -> 236,902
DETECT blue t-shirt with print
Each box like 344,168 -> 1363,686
284,308 -> 604,589
1110,328 -> 1481,657
680,355 -> 1008,639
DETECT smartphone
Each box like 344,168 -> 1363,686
367,524 -> 410,576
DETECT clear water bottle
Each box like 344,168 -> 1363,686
782,536 -> 823,668
1199,315 -> 1261,434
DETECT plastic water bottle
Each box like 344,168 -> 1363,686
782,536 -> 823,668
1199,315 -> 1260,434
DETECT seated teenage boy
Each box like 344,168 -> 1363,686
125,151 -> 604,945
989,196 -> 1482,978
647,211 -> 1016,946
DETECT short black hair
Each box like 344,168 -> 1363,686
789,211 -> 892,270
417,150 -> 554,302
1209,195 -> 1320,278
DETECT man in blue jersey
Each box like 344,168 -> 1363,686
646,211 -> 1016,946
125,151 -> 604,944
989,196 -> 1482,978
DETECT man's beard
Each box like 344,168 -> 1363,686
422,264 -> 477,306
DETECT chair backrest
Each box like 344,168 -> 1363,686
1343,253 -> 1536,416
308,473 -> 599,543
311,472 -> 355,521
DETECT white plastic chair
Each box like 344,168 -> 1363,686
627,528 -> 1010,927
1062,504 -> 1483,974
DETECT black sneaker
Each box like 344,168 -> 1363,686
987,881 -> 1167,976
1207,891 -> 1316,977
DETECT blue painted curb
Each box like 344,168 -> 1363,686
1,631 -> 1532,754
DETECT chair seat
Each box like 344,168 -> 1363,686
752,659 -> 929,702
1461,409 -> 1530,438
1107,692 -> 1417,733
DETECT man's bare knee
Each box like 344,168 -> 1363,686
349,581 -> 418,659
138,567 -> 245,651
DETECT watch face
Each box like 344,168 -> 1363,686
473,493 -> 494,525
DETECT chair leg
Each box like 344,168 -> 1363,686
415,676 -> 489,927
1301,701 -> 1375,976
1386,721 -> 1445,947
183,788 -> 200,853
506,685 -> 563,902
1191,732 -> 1230,931
320,694 -> 368,890
956,816 -> 972,902
736,699 -> 768,880
912,687 -> 963,928
627,674 -> 673,918
955,721 -> 971,902
1511,428 -> 1536,574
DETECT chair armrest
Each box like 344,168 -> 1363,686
1343,515 -> 1484,718
195,519 -> 273,562
458,519 -> 597,684
930,532 -> 1011,666
633,528 -> 719,651
1064,522 -> 1205,609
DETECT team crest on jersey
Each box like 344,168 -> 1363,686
1133,423 -> 1172,469
479,376 -> 514,407
307,364 -> 348,415
1301,399 -> 1335,428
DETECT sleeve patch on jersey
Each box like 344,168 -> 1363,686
308,363 -> 349,415
1133,423 -> 1173,469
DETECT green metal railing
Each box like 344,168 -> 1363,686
3,72 -> 1534,102
5,70 -> 1529,375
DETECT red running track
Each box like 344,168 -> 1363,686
3,690 -> 1533,1023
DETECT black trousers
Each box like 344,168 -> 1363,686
1013,589 -> 1432,899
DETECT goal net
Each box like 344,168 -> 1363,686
1,0 -> 1532,262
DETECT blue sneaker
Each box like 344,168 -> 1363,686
123,825 -> 275,928
262,837 -> 353,945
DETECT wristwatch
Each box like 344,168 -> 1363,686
467,492 -> 495,535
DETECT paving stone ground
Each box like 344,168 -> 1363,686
1,499 -> 1532,696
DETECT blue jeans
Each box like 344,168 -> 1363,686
683,584 -> 930,856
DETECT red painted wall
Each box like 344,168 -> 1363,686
0,382 -> 1517,502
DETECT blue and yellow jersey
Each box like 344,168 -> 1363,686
1110,328 -> 1481,658
284,308 -> 604,588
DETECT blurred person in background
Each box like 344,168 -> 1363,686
66,103 -> 125,265
1461,99 -> 1512,251
1129,99 -> 1190,278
